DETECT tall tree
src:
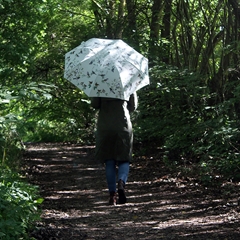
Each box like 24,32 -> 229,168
91,0 -> 126,39
161,0 -> 172,63
148,0 -> 164,63
126,0 -> 139,49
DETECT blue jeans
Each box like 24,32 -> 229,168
105,160 -> 129,192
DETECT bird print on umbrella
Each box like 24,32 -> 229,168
64,38 -> 149,100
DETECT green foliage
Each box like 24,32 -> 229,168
0,0 -> 239,186
0,85 -> 46,238
16,86 -> 95,143
0,0 -> 47,86
0,169 -> 43,240
1,0 -> 239,237
137,63 -> 240,181
0,82 -> 59,165
0,87 -> 23,168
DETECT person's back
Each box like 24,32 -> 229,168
98,98 -> 131,132
91,93 -> 137,205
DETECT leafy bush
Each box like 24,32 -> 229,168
0,169 -> 43,240
0,87 -> 24,169
136,63 -> 240,181
21,118 -> 95,143
0,85 -> 45,239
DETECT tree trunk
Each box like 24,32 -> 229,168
115,0 -> 126,39
126,0 -> 139,49
148,0 -> 164,64
105,0 -> 115,38
176,0 -> 194,69
92,0 -> 126,39
161,0 -> 172,64
228,0 -> 240,64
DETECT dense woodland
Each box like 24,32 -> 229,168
0,0 -> 240,238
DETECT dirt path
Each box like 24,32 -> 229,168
24,143 -> 240,240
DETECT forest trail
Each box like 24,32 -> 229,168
24,143 -> 240,240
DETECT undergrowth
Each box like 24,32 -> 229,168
0,168 -> 43,240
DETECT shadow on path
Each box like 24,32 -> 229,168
24,143 -> 240,240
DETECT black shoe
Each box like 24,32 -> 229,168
118,179 -> 126,204
109,191 -> 117,205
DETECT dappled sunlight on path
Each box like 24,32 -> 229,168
24,143 -> 240,240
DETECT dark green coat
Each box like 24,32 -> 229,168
91,93 -> 138,163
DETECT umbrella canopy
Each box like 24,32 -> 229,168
64,38 -> 149,100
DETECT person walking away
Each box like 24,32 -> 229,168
91,93 -> 138,205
